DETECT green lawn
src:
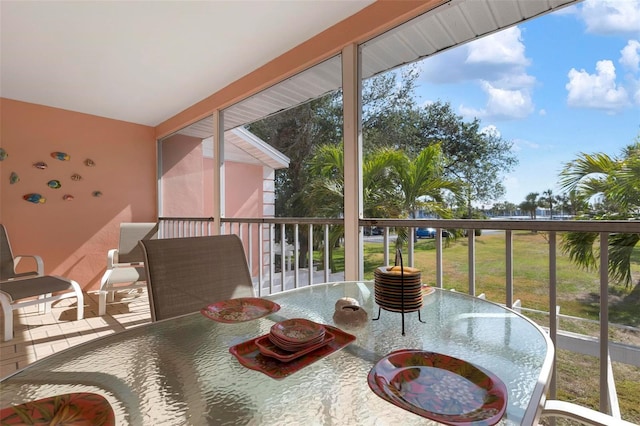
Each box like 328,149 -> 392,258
327,230 -> 640,423
351,231 -> 639,326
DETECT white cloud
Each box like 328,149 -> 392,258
566,60 -> 630,112
422,27 -> 533,86
620,39 -> 640,72
580,0 -> 640,35
480,124 -> 501,138
422,27 -> 536,121
466,27 -> 530,67
460,81 -> 534,120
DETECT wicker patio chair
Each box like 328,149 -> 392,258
139,234 -> 255,321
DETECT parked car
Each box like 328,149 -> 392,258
416,227 -> 449,239
416,227 -> 436,238
364,226 -> 384,236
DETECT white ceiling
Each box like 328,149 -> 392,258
0,0 -> 375,127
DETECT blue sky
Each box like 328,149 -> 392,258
414,0 -> 640,205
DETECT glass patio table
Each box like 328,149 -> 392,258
0,281 -> 553,425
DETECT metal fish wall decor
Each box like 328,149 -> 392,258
24,193 -> 46,204
47,180 -> 61,189
51,152 -> 70,161
33,161 -> 47,169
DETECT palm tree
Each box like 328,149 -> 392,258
542,189 -> 554,218
305,144 -> 404,218
386,144 -> 459,248
519,192 -> 539,219
559,141 -> 640,286
304,143 -> 459,264
304,145 -> 403,270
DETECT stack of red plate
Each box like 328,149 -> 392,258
374,265 -> 423,313
268,318 -> 326,351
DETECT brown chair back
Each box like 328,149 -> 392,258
139,234 -> 254,321
0,224 -> 41,281
0,224 -> 14,281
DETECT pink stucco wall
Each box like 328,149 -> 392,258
160,134 -> 206,217
160,134 -> 264,219
225,162 -> 263,217
160,133 -> 265,274
0,104 -> 270,292
0,99 -> 156,291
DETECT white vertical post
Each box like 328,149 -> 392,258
436,230 -> 443,288
383,229 -> 390,267
549,231 -> 558,400
212,111 -> 224,236
468,231 -> 475,295
408,228 -> 415,266
268,224 -> 275,293
294,224 -> 300,288
324,224 -> 330,282
505,230 -> 513,307
280,224 -> 287,287
156,139 -> 163,217
308,225 -> 314,286
600,232 -> 610,414
342,44 -> 363,281
258,223 -> 264,296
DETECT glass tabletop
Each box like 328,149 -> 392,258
0,281 -> 553,425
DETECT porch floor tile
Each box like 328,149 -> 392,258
0,289 -> 151,379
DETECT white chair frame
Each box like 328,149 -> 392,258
98,223 -> 157,315
0,275 -> 84,341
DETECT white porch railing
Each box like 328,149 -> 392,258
158,216 -> 640,423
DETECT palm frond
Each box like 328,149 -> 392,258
608,233 -> 640,285
560,232 -> 598,270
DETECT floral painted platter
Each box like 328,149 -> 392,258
256,330 -> 336,362
0,392 -> 115,426
200,297 -> 281,323
270,318 -> 325,344
367,350 -> 507,426
229,325 -> 355,379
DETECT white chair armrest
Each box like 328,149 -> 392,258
106,249 -> 119,269
107,249 -> 143,269
13,255 -> 44,276
541,400 -> 636,426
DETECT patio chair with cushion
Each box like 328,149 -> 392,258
139,234 -> 255,321
0,225 -> 84,341
98,222 -> 158,316
0,223 -> 44,281
0,276 -> 85,341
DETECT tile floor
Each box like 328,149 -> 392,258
0,289 -> 152,379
